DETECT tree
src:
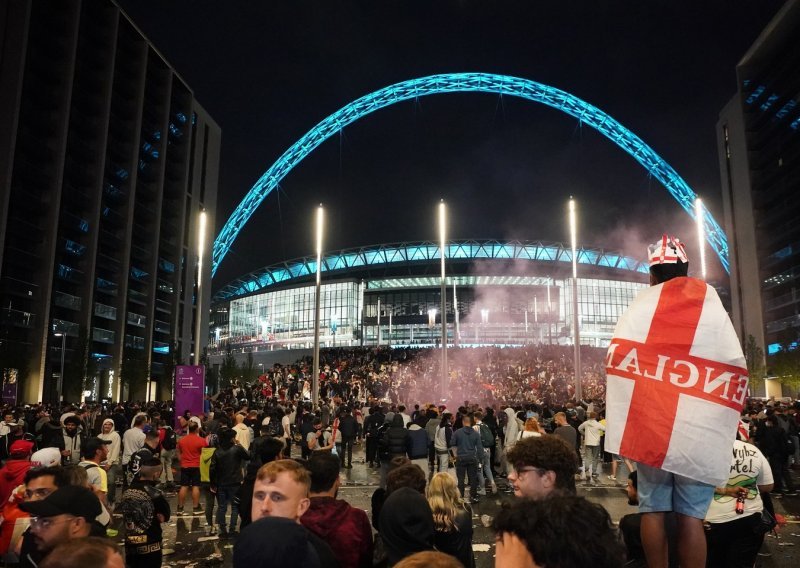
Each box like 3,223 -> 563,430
219,348 -> 238,390
240,351 -> 257,383
744,334 -> 766,396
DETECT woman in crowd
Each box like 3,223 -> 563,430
426,473 -> 475,568
518,418 -> 543,439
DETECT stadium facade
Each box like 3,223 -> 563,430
0,0 -> 220,403
207,240 -> 649,364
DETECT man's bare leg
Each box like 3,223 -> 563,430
641,512 -> 668,568
676,514 -> 706,568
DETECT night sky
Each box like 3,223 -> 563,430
116,0 -> 785,290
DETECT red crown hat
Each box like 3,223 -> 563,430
647,235 -> 688,267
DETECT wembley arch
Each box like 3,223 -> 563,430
211,72 -> 730,278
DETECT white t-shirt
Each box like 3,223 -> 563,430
705,439 -> 774,524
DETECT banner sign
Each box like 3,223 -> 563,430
175,365 -> 205,425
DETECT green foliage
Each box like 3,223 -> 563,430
240,351 -> 257,382
219,348 -> 238,390
744,334 -> 766,395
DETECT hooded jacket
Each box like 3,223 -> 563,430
301,496 -> 373,568
504,407 -> 521,450
98,418 -> 121,465
0,458 -> 30,506
379,487 -> 434,567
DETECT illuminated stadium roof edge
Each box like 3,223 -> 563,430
213,239 -> 648,303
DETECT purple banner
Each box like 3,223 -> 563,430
175,365 -> 205,425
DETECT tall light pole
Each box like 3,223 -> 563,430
193,209 -> 207,366
54,333 -> 65,403
695,197 -> 707,280
312,205 -> 324,406
569,198 -> 582,401
439,200 -> 447,399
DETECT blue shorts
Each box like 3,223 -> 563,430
636,462 -> 714,519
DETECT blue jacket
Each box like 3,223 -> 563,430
450,426 -> 484,461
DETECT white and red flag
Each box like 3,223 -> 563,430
604,277 -> 748,486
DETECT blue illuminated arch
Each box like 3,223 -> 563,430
213,239 -> 648,302
212,73 -> 729,277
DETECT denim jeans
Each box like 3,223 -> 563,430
216,485 -> 239,533
583,445 -> 602,476
339,437 -> 355,466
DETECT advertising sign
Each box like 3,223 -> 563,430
175,365 -> 205,425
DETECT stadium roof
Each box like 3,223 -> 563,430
213,239 -> 648,303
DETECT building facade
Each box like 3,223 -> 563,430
717,0 -> 800,359
208,240 -> 649,364
0,0 -> 219,403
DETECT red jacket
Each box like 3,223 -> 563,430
301,496 -> 373,568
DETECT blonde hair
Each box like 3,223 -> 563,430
256,459 -> 311,496
426,472 -> 466,532
524,418 -> 541,432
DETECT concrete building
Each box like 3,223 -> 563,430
0,0 -> 219,403
717,0 -> 800,371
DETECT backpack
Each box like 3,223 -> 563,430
478,423 -> 494,449
265,419 -> 282,438
161,427 -> 177,450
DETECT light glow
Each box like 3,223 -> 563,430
315,205 -> 324,284
695,198 -> 707,280
439,201 -> 446,280
569,198 -> 578,278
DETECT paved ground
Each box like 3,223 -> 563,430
116,447 -> 800,568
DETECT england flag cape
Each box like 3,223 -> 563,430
604,277 -> 748,486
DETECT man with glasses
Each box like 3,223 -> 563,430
18,485 -> 101,568
505,436 -> 577,500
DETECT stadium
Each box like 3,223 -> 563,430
206,239 -> 649,366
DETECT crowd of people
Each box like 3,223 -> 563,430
0,368 -> 795,567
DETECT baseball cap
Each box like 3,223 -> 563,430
30,447 -> 62,468
81,437 -> 111,458
19,485 -> 101,520
9,440 -> 34,457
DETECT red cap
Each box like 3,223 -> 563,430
9,440 -> 34,457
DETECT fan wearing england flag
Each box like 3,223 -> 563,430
605,235 -> 749,568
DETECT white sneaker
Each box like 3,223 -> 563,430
607,475 -> 617,481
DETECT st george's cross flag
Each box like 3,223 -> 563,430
604,276 -> 748,486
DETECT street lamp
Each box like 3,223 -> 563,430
569,197 -> 582,401
439,200 -> 447,398
193,209 -> 207,366
54,333 -> 65,403
312,205 -> 324,405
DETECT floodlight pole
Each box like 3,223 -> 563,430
54,333 -> 65,403
695,197 -> 707,280
569,198 -> 583,402
193,209 -> 207,366
439,201 -> 447,399
312,205 -> 324,406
